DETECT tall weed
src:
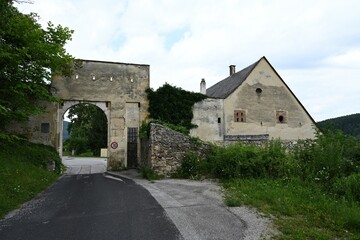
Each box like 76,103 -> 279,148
291,130 -> 360,191
173,151 -> 203,179
205,140 -> 289,179
332,173 -> 360,202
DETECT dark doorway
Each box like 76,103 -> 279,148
127,127 -> 138,168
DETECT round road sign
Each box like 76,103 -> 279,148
110,141 -> 118,149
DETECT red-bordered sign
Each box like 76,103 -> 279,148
110,141 -> 118,149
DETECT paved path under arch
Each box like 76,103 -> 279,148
62,157 -> 107,175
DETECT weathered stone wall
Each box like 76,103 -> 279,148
6,59 -> 150,170
143,123 -> 212,177
190,98 -> 224,142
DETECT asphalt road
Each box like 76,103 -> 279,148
0,173 -> 181,240
62,156 -> 107,175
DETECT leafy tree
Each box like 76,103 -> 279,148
146,83 -> 207,132
0,0 -> 74,129
66,104 -> 107,156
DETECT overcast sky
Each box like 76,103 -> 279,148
17,0 -> 360,121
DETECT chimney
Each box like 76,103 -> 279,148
229,65 -> 236,76
200,78 -> 206,94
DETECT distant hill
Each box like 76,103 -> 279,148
63,121 -> 70,142
317,113 -> 360,137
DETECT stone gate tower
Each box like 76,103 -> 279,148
8,59 -> 150,170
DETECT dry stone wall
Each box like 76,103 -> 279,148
143,123 -> 212,177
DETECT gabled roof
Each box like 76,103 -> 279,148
206,58 -> 261,98
206,56 -> 317,125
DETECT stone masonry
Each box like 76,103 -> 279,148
143,123 -> 212,177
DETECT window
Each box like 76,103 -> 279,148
256,88 -> 262,94
234,110 -> 246,122
276,111 -> 287,124
218,117 -> 221,123
41,123 -> 50,133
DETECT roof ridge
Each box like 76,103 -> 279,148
206,58 -> 261,98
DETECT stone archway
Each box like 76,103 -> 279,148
50,60 -> 150,170
10,60 -> 150,170
58,101 -> 110,157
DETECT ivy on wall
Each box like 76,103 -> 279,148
146,83 -> 207,133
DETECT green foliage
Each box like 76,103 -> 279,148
65,103 -> 107,156
146,83 -> 207,132
139,119 -> 189,138
0,139 -> 61,217
172,151 -> 204,179
173,128 -> 360,238
177,129 -> 360,202
0,138 -> 62,174
141,167 -> 163,181
317,113 -> 360,137
204,140 -> 289,180
0,1 -> 74,129
224,179 -> 360,239
292,130 -> 360,189
333,173 -> 360,202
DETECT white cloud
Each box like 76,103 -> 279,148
16,0 -> 360,121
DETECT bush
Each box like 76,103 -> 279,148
260,140 -> 291,178
141,167 -> 162,180
146,83 -> 207,132
203,141 -> 289,180
173,151 -> 204,179
291,130 -> 360,190
332,173 -> 360,202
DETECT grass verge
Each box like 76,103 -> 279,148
0,140 -> 61,218
223,178 -> 360,239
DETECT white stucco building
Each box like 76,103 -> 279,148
191,56 -> 316,143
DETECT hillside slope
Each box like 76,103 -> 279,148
317,113 -> 360,137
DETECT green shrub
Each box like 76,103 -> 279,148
291,130 -> 360,190
260,140 -> 290,179
173,151 -> 203,179
141,167 -> 162,180
146,83 -> 207,132
204,141 -> 290,180
333,173 -> 360,202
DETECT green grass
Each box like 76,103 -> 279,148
173,129 -> 360,238
224,178 -> 360,239
0,140 -> 61,218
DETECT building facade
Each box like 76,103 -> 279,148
191,56 -> 316,143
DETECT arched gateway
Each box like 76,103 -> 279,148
19,60 -> 149,170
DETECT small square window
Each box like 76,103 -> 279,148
41,123 -> 50,133
276,111 -> 287,124
234,110 -> 246,122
